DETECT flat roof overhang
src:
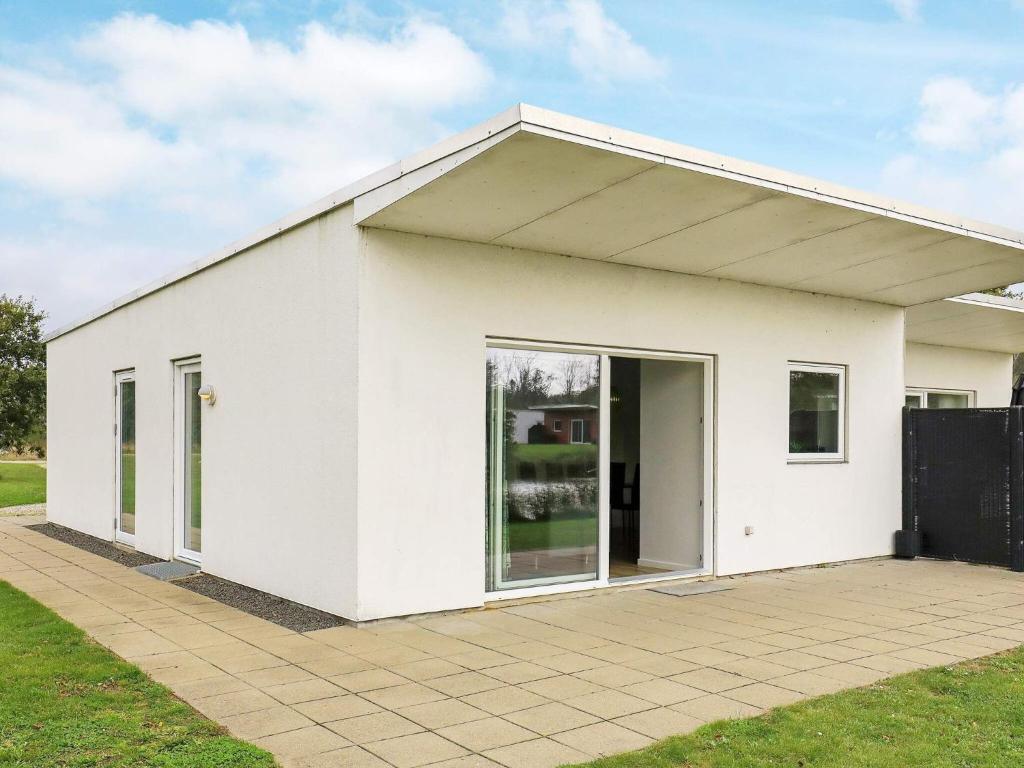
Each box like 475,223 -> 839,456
355,106 -> 1024,307
905,293 -> 1024,354
45,104 -> 1024,342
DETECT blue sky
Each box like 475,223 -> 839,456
2,0 -> 1024,329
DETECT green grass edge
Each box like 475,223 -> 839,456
0,579 -> 278,768
564,646 -> 1024,767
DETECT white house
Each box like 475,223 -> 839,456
44,105 -> 1024,622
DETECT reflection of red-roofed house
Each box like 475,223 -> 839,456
528,404 -> 598,444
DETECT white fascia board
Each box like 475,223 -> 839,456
45,106 -> 527,342
352,123 -> 523,224
515,105 -> 1024,249
42,170 -> 387,343
45,103 -> 1024,341
354,105 -> 1024,251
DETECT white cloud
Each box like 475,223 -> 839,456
0,12 -> 492,328
913,77 -> 996,150
887,0 -> 922,22
500,0 -> 664,83
0,13 -> 491,212
0,235 -> 193,329
0,66 -> 194,198
881,77 -> 1024,228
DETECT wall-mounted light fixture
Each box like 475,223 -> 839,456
197,384 -> 216,405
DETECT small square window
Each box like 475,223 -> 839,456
552,419 -> 562,432
789,362 -> 846,462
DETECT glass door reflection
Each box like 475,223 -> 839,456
176,360 -> 202,562
115,372 -> 136,545
486,347 -> 600,591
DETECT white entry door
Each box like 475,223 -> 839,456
174,360 -> 203,563
114,371 -> 136,546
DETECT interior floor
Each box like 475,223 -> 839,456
608,557 -> 672,579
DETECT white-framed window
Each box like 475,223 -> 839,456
552,419 -> 563,432
788,362 -> 846,462
905,388 -> 973,409
570,418 -> 585,444
905,391 -> 925,409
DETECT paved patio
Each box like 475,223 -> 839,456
3,514 -> 1024,768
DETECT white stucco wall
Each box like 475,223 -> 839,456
904,342 -> 1012,407
46,206 -> 360,617
355,229 -> 905,620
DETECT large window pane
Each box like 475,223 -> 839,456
183,371 -> 202,553
789,367 -> 842,455
119,380 -> 135,536
486,348 -> 600,591
927,392 -> 970,409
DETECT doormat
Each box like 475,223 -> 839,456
27,523 -> 163,568
648,581 -> 732,597
135,561 -> 199,581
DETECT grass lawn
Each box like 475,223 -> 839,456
0,581 -> 277,768
510,442 -> 597,465
570,646 -> 1024,768
508,516 -> 596,551
0,462 -> 46,508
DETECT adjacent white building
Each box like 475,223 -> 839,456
45,105 -> 1024,621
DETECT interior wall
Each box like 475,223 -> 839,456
610,357 -> 640,466
904,342 -> 1012,407
356,228 -> 905,620
46,205 -> 361,618
638,359 -> 703,571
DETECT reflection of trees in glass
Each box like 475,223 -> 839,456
506,479 -> 598,522
488,350 -> 599,408
119,381 -> 136,528
184,372 -> 202,549
486,347 -> 601,587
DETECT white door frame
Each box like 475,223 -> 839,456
114,370 -> 136,547
484,338 -> 716,602
173,358 -> 202,564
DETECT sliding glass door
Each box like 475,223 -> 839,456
114,371 -> 136,545
175,360 -> 202,562
486,347 -> 600,591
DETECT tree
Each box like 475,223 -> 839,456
0,296 -> 46,455
980,287 -> 1024,382
494,352 -> 553,409
983,285 -> 1024,300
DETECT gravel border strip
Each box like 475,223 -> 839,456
25,522 -> 346,632
174,573 -> 347,632
27,522 -> 163,568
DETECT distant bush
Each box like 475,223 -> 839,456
506,479 -> 597,522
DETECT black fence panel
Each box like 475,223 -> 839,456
903,407 -> 1024,571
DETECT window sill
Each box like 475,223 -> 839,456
787,457 -> 847,464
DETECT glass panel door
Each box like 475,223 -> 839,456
176,361 -> 202,562
115,372 -> 136,545
486,347 -> 600,591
